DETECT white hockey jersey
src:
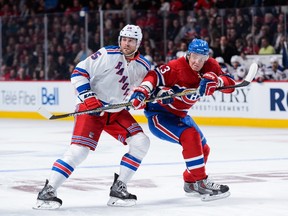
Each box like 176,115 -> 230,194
71,45 -> 151,112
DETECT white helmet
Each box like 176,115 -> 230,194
118,24 -> 142,50
215,56 -> 224,64
230,55 -> 242,64
254,58 -> 263,67
270,56 -> 278,64
236,66 -> 247,78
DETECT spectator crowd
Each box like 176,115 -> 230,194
0,0 -> 288,81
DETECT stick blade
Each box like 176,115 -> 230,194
245,62 -> 258,82
37,107 -> 53,119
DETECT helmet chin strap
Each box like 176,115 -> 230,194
123,49 -> 137,57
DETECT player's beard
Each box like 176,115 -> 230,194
121,46 -> 137,57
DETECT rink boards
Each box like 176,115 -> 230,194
0,81 -> 287,128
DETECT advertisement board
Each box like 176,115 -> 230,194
190,82 -> 288,119
0,81 -> 287,127
0,81 -> 75,112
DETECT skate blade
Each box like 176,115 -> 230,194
107,196 -> 136,207
32,200 -> 62,210
201,191 -> 231,202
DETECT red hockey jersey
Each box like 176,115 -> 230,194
142,56 -> 235,117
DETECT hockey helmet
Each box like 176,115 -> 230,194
187,39 -> 209,56
254,58 -> 263,67
230,55 -> 242,64
236,65 -> 247,78
118,24 -> 142,50
215,56 -> 225,64
270,56 -> 278,64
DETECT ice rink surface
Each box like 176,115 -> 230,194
0,118 -> 287,216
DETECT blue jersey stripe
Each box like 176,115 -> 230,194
186,157 -> 204,168
124,153 -> 141,164
120,161 -> 138,171
154,68 -> 165,86
56,159 -> 74,172
52,167 -> 69,178
136,59 -> 150,71
72,67 -> 90,78
77,83 -> 91,93
139,55 -> 151,68
104,45 -> 122,54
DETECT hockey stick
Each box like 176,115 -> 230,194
217,62 -> 258,90
37,89 -> 197,120
38,63 -> 258,120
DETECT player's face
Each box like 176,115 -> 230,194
232,62 -> 239,69
271,61 -> 278,69
120,37 -> 137,56
188,53 -> 208,71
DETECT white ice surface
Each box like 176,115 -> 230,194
0,119 -> 288,216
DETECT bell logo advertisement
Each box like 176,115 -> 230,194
0,82 -> 75,112
0,87 -> 59,106
41,87 -> 59,105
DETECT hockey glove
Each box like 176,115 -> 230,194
129,85 -> 150,110
78,90 -> 103,116
156,87 -> 174,105
218,74 -> 236,93
199,72 -> 219,96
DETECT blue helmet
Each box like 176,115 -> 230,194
188,39 -> 209,56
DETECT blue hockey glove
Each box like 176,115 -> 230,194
199,72 -> 219,96
156,87 -> 174,105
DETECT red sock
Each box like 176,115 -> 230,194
180,128 -> 207,182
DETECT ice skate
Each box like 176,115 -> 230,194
107,173 -> 137,207
184,176 -> 230,201
184,181 -> 201,197
33,180 -> 62,210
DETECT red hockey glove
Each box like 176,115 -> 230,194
199,72 -> 219,96
156,87 -> 174,105
78,90 -> 103,115
129,85 -> 150,109
218,74 -> 236,93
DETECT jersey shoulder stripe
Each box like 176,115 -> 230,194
104,45 -> 122,54
154,67 -> 165,86
136,56 -> 150,71
71,67 -> 90,79
137,55 -> 151,70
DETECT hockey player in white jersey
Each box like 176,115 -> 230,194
34,24 -> 151,209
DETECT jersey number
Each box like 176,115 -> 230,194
159,65 -> 170,74
91,51 -> 102,60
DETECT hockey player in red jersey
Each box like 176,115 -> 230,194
129,38 -> 235,201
